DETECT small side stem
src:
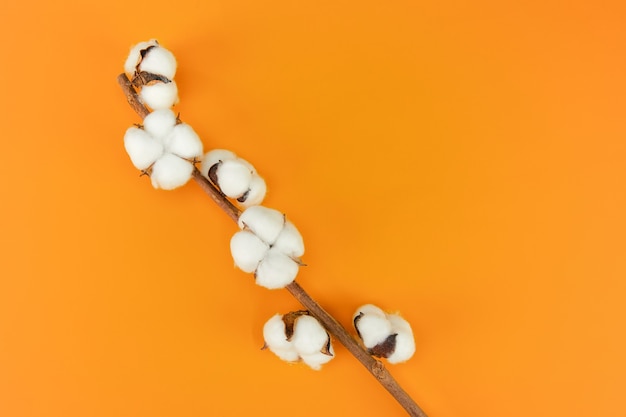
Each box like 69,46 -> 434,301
117,73 -> 428,417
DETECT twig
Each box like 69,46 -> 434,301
117,73 -> 428,417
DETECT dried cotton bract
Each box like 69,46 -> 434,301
124,40 -> 179,110
230,206 -> 304,289
353,304 -> 415,364
124,109 -> 203,190
201,149 -> 267,207
263,311 -> 334,370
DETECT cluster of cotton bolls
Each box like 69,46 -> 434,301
263,311 -> 334,370
200,149 -> 267,207
124,39 -> 179,110
123,40 -> 203,189
120,41 -> 417,373
230,206 -> 304,289
353,304 -> 416,364
124,109 -> 203,190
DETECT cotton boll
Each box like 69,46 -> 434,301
167,123 -> 203,159
292,315 -> 329,355
200,149 -> 236,176
300,344 -> 334,370
123,127 -> 163,170
354,311 -> 393,349
216,160 -> 253,198
238,206 -> 285,245
138,46 -> 177,80
143,109 -> 177,140
239,175 -> 267,207
149,153 -> 193,190
140,80 -> 179,110
255,249 -> 299,289
386,314 -> 415,364
230,231 -> 269,273
273,221 -> 304,258
263,314 -> 299,362
124,40 -> 158,75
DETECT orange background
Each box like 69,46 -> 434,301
1,1 -> 625,416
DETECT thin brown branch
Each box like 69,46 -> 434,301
285,281 -> 427,417
117,73 -> 428,417
191,168 -> 241,223
117,73 -> 150,119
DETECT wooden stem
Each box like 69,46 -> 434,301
117,73 -> 428,417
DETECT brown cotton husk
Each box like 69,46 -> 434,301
369,333 -> 398,358
282,310 -> 311,341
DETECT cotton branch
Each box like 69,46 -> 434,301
117,73 -> 428,417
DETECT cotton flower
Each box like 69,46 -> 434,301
230,206 -> 305,289
124,40 -> 180,110
200,149 -> 267,207
353,304 -> 415,364
124,39 -> 177,80
123,109 -> 203,190
262,311 -> 333,370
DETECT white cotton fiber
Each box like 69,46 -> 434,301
230,230 -> 269,273
255,249 -> 299,289
263,314 -> 299,362
138,46 -> 177,80
200,149 -> 237,178
300,344 -> 334,370
149,153 -> 193,190
238,206 -> 285,245
386,314 -> 415,364
354,304 -> 386,318
237,157 -> 257,175
354,312 -> 393,349
271,347 -> 300,362
123,127 -> 163,170
239,175 -> 267,207
263,314 -> 292,350
292,315 -> 329,355
167,123 -> 203,159
124,40 -> 158,76
143,109 -> 177,139
216,159 -> 253,197
272,220 -> 304,258
140,80 -> 179,110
